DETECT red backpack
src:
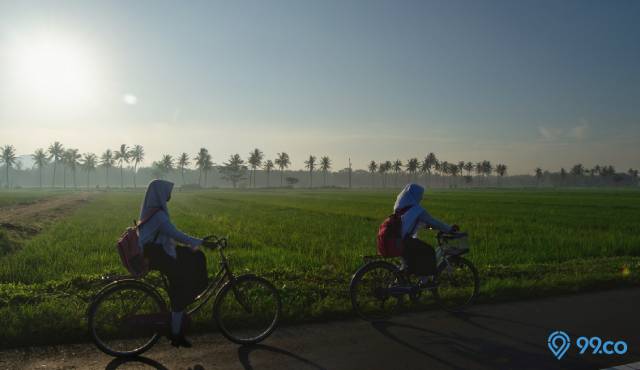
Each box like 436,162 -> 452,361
117,208 -> 161,277
376,206 -> 413,257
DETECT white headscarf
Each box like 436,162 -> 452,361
139,179 -> 173,221
393,183 -> 426,238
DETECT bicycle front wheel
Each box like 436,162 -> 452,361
433,256 -> 479,312
88,280 -> 167,357
213,275 -> 281,345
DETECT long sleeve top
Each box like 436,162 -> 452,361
138,210 -> 202,258
403,209 -> 451,239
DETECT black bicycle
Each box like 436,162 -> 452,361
350,231 -> 479,321
87,236 -> 281,357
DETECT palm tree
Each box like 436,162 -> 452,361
304,155 -> 317,188
464,162 -> 474,176
406,158 -> 419,182
421,153 -> 437,186
129,145 -> 144,188
159,154 -> 174,179
48,141 -> 64,188
32,149 -> 49,189
82,153 -> 97,188
391,160 -> 403,186
100,149 -> 115,187
65,148 -> 81,189
264,159 -> 274,187
535,167 -> 543,186
319,156 -> 331,186
114,144 -> 129,188
247,148 -> 264,188
0,145 -> 17,187
178,152 -> 190,186
274,152 -> 291,187
496,164 -> 507,185
219,154 -> 247,188
194,148 -> 209,186
368,161 -> 378,187
202,153 -> 214,187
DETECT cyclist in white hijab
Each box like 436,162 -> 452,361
393,183 -> 457,281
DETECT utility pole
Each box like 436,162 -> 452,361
348,157 -> 352,189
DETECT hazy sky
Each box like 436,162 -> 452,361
1,0 -> 639,174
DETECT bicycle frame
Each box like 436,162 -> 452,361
186,246 -> 235,316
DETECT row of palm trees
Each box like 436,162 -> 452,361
1,143 -> 507,189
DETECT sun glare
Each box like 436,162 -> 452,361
8,33 -> 99,110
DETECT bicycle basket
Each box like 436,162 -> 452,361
441,234 -> 470,256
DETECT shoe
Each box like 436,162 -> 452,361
169,333 -> 192,348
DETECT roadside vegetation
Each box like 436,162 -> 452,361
0,188 -> 638,347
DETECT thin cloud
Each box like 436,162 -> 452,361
538,123 -> 589,141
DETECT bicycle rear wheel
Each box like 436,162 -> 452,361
433,256 -> 479,312
88,280 -> 167,357
350,261 -> 403,321
213,275 -> 281,345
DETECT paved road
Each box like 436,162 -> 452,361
1,288 -> 639,370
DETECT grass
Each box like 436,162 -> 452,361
0,188 -> 639,347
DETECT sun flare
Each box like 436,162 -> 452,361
7,33 -> 99,110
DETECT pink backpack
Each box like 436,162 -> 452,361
117,208 -> 161,277
376,206 -> 412,257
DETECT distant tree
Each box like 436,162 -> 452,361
406,158 -> 419,182
600,165 -> 615,177
628,168 -> 639,184
382,160 -> 392,187
202,153 -> 213,187
421,153 -> 437,186
304,155 -> 317,188
535,167 -> 543,185
496,164 -> 507,185
48,141 -> 64,188
32,148 -> 49,189
392,159 -> 403,186
368,161 -> 378,187
264,159 -> 274,187
275,152 -> 291,187
0,145 -> 17,188
65,148 -> 81,189
100,149 -> 115,187
129,145 -> 144,188
464,162 -> 474,176
450,162 -> 460,185
114,144 -> 130,188
159,154 -> 174,179
82,153 -> 97,188
219,154 -> 247,188
195,148 -> 209,186
178,152 -> 190,186
591,165 -> 601,177
319,156 -> 331,186
248,148 -> 264,188
560,168 -> 567,185
570,164 -> 584,177
285,177 -> 299,186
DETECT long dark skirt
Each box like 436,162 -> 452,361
403,238 -> 437,276
144,244 -> 208,311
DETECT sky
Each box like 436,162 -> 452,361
0,0 -> 639,174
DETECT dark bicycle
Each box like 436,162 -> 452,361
350,231 -> 479,321
87,236 -> 281,357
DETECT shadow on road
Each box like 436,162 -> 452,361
106,356 -> 205,370
370,319 -> 586,370
238,344 -> 326,370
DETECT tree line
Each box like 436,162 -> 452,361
0,143 -> 637,189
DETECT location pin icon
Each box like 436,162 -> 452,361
547,331 -> 571,360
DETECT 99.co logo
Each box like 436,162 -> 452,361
548,331 -> 628,360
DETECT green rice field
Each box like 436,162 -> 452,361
1,188 -> 639,347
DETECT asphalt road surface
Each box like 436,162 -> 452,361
1,288 -> 639,370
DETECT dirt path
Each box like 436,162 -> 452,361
0,192 -> 93,249
1,288 -> 638,370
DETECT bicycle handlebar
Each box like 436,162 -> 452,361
202,235 -> 227,250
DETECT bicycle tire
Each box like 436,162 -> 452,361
87,280 -> 167,357
213,274 -> 281,345
350,260 -> 404,322
432,256 -> 479,312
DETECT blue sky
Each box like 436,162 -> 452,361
1,0 -> 639,174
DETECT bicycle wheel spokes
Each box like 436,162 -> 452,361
350,261 -> 401,321
89,282 -> 166,357
214,275 -> 281,345
433,257 -> 479,312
